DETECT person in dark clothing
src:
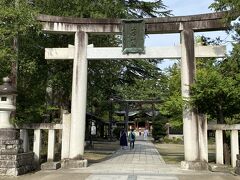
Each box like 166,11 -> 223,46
128,129 -> 136,150
120,129 -> 128,149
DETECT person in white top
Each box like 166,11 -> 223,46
143,128 -> 148,140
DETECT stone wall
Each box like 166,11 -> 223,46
0,129 -> 34,176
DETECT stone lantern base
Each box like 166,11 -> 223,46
0,129 -> 34,176
235,154 -> 240,175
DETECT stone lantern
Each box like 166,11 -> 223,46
0,77 -> 34,176
0,77 -> 17,129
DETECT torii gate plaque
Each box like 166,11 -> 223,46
122,19 -> 145,54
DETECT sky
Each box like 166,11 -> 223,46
145,0 -> 233,69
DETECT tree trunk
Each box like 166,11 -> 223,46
12,0 -> 19,88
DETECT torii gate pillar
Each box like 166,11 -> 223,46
180,28 -> 208,170
69,31 -> 88,159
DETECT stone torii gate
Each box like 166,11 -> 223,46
38,12 -> 228,169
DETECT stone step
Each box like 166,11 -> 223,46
41,161 -> 61,170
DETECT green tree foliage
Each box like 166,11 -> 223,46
192,0 -> 240,159
16,32 -> 49,124
0,0 -> 38,78
210,0 -> 240,43
210,0 -> 240,15
113,59 -> 165,99
35,0 -> 170,18
0,0 -> 47,124
191,62 -> 240,123
152,114 -> 167,140
0,0 -> 171,123
160,63 -> 182,128
190,0 -> 240,124
190,53 -> 240,164
35,0 -> 171,121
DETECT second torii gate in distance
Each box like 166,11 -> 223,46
39,12 -> 228,170
108,99 -> 163,134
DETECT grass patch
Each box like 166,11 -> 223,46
154,143 -> 216,164
155,144 -> 184,164
86,141 -> 120,151
84,141 -> 120,164
84,152 -> 113,163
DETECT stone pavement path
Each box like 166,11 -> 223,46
83,138 -> 168,174
73,137 -> 182,179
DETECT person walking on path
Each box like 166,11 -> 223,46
119,129 -> 128,149
143,128 -> 148,140
129,129 -> 136,150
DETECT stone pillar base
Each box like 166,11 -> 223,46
41,161 -> 61,170
235,168 -> 240,175
0,129 -> 34,176
0,152 -> 34,176
235,154 -> 240,175
208,163 -> 232,173
61,159 -> 88,168
181,161 -> 208,170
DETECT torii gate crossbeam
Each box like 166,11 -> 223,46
45,46 -> 226,60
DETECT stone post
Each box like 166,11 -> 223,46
198,114 -> 208,162
33,129 -> 41,168
231,130 -> 239,167
47,129 -> 55,161
20,129 -> 29,152
215,130 -> 224,164
180,29 -> 208,170
61,112 -> 71,159
68,31 -> 88,167
41,129 -> 61,170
